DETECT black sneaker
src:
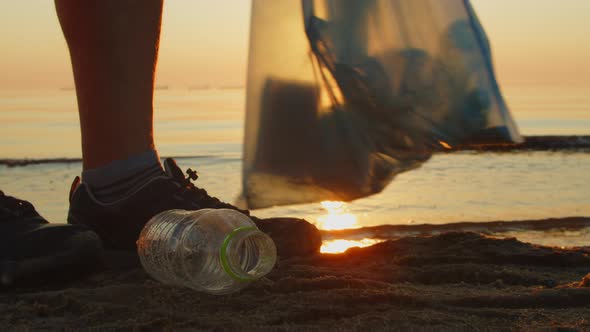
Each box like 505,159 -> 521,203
0,190 -> 103,287
68,158 -> 321,257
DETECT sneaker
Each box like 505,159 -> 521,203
0,190 -> 103,287
68,158 -> 322,257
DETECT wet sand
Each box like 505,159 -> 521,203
1,231 -> 589,331
322,217 -> 590,241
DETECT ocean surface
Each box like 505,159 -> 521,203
1,86 -> 589,252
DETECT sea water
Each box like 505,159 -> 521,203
1,87 -> 589,251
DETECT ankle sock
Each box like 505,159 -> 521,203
82,150 -> 165,203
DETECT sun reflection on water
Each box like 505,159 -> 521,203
315,201 -> 359,230
316,201 -> 383,253
320,238 -> 382,254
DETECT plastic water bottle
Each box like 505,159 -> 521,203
137,208 -> 277,294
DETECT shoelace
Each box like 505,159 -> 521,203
175,169 -> 222,206
0,191 -> 36,219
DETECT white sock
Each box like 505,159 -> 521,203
82,150 -> 165,203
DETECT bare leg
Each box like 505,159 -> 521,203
55,0 -> 163,170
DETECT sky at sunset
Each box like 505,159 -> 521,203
0,0 -> 588,90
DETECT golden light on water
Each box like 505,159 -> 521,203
316,201 -> 383,253
320,238 -> 382,254
316,201 -> 359,231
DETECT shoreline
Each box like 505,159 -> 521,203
1,135 -> 589,167
323,216 -> 590,241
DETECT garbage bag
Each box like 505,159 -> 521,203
241,0 -> 522,209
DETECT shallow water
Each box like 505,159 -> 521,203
1,86 -> 589,159
1,88 -> 589,250
1,152 -> 589,251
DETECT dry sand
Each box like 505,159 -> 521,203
1,232 -> 590,331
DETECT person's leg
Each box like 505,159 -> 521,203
55,0 -> 163,170
58,0 -> 322,256
55,0 -> 166,203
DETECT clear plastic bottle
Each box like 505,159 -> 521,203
137,208 -> 277,294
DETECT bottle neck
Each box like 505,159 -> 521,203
220,226 -> 277,282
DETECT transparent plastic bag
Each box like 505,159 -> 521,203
242,0 -> 522,209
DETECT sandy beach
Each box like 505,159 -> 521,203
2,226 -> 589,331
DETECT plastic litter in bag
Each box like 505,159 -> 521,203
241,0 -> 522,209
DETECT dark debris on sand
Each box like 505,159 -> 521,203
453,135 -> 590,152
1,232 -> 590,331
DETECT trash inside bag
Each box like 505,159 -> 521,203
241,0 -> 522,209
